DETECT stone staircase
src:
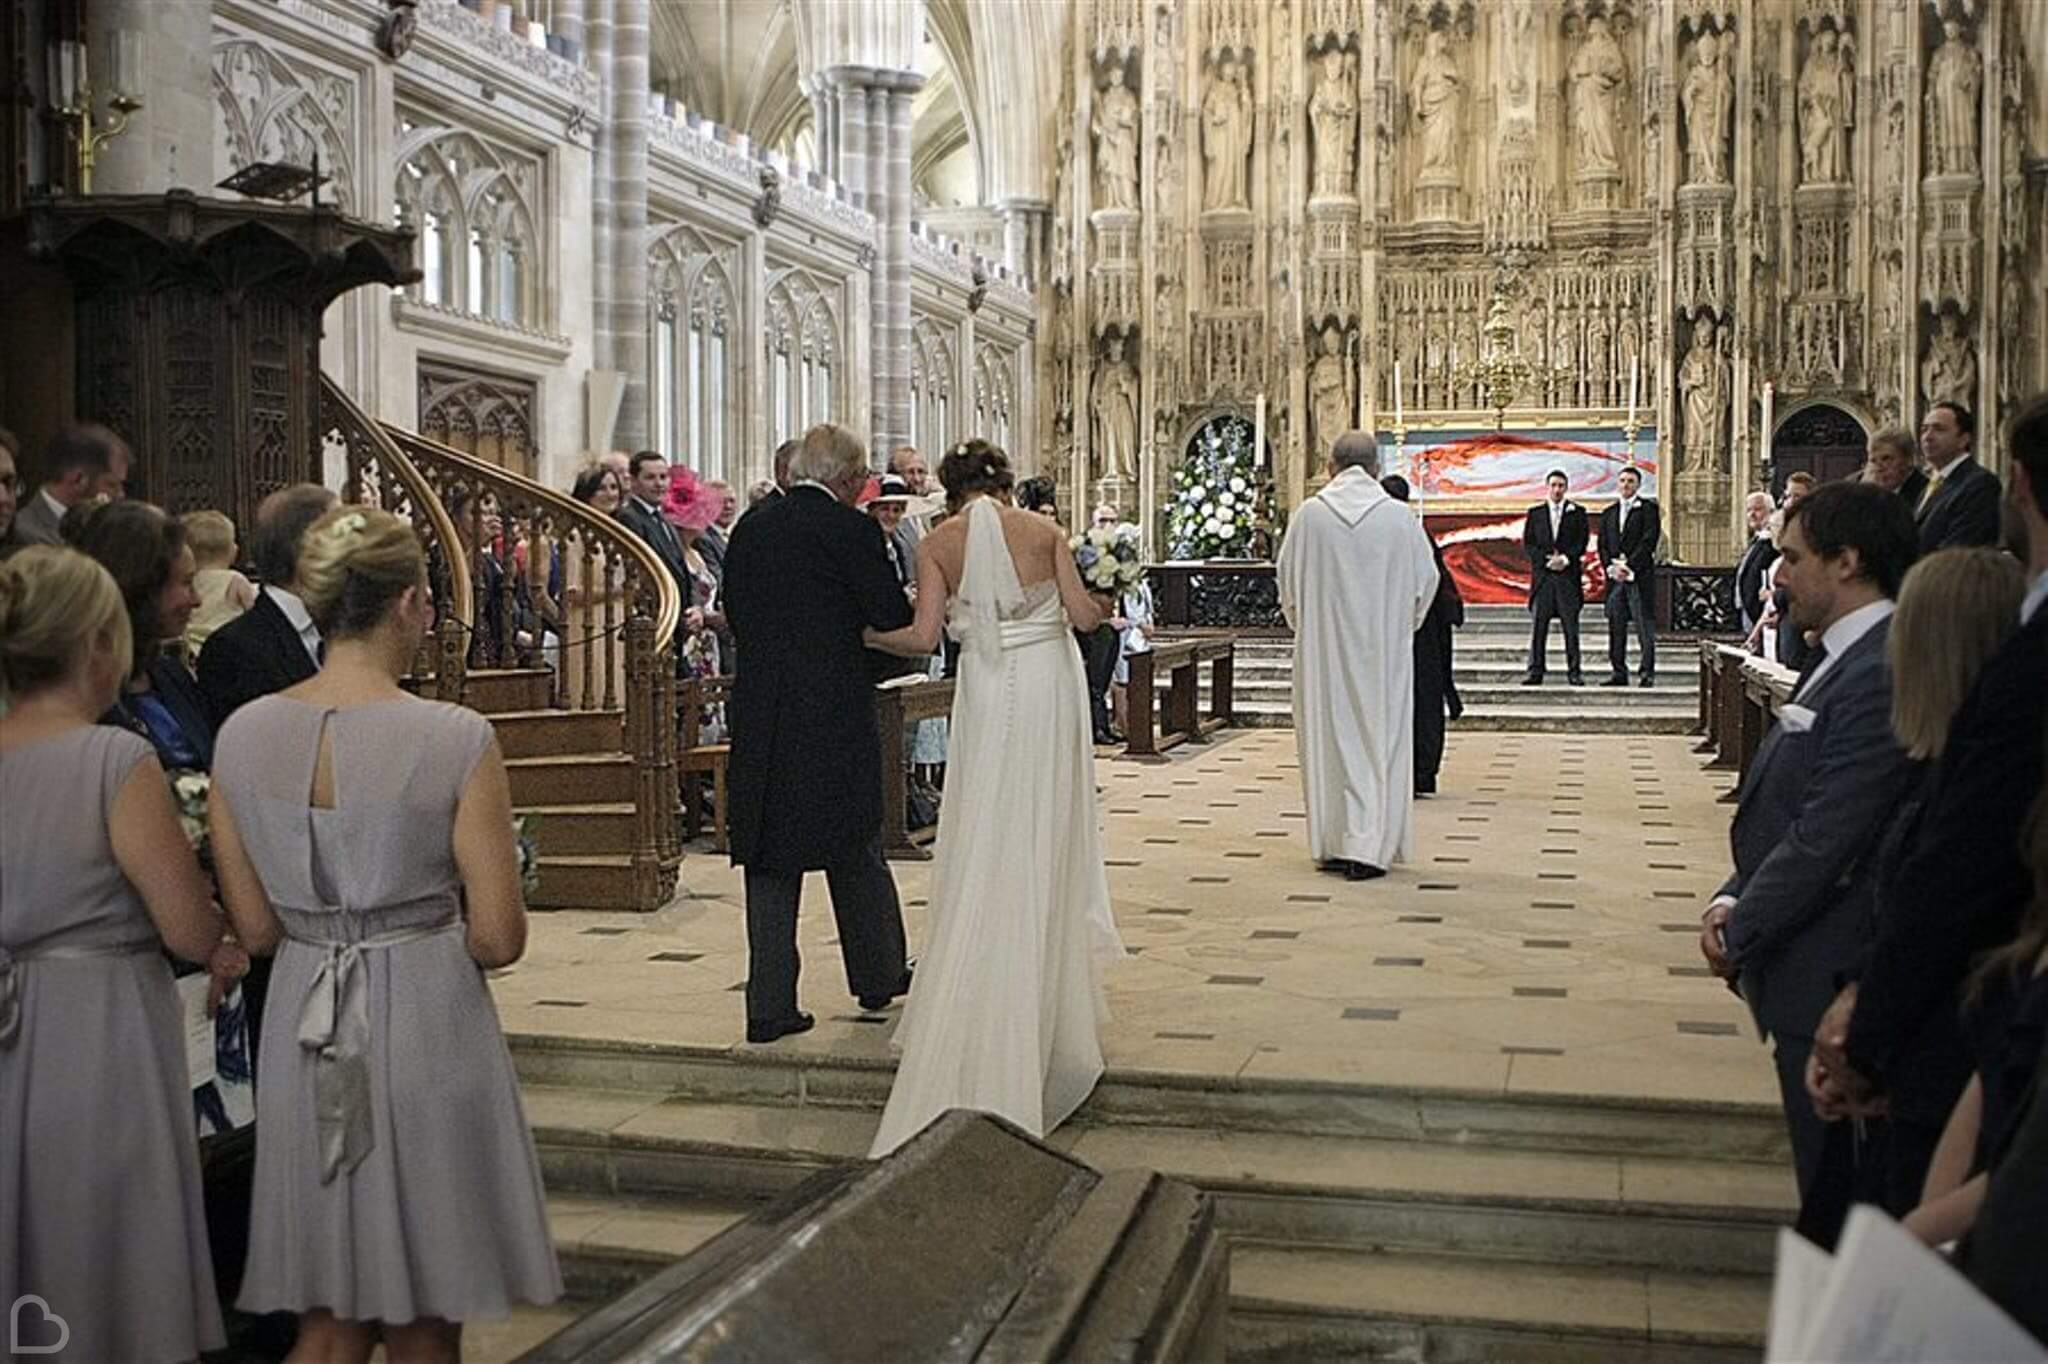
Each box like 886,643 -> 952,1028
511,1038 -> 1790,1362
466,668 -> 648,911
1209,605 -> 1703,734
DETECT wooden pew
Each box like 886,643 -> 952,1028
876,676 -> 957,861
679,675 -> 734,851
1709,644 -> 1750,771
1124,636 -> 1238,760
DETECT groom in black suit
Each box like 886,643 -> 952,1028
722,424 -> 916,1043
1521,469 -> 1589,686
1596,466 -> 1661,687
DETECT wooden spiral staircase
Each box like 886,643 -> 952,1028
320,377 -> 683,911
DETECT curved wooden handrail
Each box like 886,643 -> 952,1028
318,374 -> 474,671
377,425 -> 683,656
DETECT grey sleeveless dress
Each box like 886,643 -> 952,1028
212,696 -> 560,1323
0,725 -> 224,1362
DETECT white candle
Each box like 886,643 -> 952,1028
1253,393 -> 1267,473
1627,356 -> 1640,426
1762,382 -> 1775,457
1354,333 -> 1365,429
1393,361 -> 1404,429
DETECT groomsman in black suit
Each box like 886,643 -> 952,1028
1912,401 -> 2002,552
1521,469 -> 1589,686
1700,480 -> 1920,1244
196,482 -> 337,727
1597,466 -> 1661,687
615,449 -> 693,593
722,424 -> 915,1044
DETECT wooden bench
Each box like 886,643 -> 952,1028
876,676 -> 957,861
1707,643 -> 1750,772
1124,636 -> 1237,760
679,675 -> 734,851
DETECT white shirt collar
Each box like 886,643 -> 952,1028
265,584 -> 322,663
1931,453 -> 1971,481
795,479 -> 837,496
39,487 -> 67,521
2022,569 -> 2048,626
1804,598 -> 1895,692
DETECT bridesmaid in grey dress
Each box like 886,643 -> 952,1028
209,507 -> 560,1361
0,546 -> 227,1361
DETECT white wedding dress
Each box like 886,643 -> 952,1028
869,498 -> 1126,1158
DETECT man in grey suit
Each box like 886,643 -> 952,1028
13,423 -> 129,546
1699,481 -> 1920,1242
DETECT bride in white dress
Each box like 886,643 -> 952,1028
863,441 -> 1127,1158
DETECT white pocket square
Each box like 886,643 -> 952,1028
1777,703 -> 1817,733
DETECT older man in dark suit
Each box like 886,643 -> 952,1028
1521,469 -> 1589,686
1700,481 -> 1920,1244
722,424 -> 915,1044
1913,401 -> 2002,551
196,482 -> 337,727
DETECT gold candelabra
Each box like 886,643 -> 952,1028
48,38 -> 142,195
1448,287 -> 1570,431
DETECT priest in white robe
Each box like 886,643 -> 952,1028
1278,431 -> 1442,880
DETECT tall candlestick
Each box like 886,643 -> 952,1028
1392,361 -> 1404,430
1253,393 -> 1267,474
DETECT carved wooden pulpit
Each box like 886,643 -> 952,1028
2,190 -> 414,531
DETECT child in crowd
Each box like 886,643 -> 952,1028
180,509 -> 257,659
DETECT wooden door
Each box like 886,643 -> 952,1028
1769,403 -> 1867,495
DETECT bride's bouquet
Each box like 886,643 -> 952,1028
1071,523 -> 1146,595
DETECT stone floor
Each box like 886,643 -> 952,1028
491,727 -> 1776,1111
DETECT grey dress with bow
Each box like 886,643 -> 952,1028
0,725 -> 224,1361
212,696 -> 559,1324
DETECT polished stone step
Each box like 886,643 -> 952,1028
520,1087 -> 1790,1277
507,1035 -> 1787,1162
1229,1244 -> 1765,1363
545,1191 -> 751,1303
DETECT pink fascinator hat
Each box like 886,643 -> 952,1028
661,466 -> 721,533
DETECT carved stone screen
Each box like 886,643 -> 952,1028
417,359 -> 540,477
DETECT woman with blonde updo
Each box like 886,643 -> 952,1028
208,507 -> 560,1360
0,546 -> 227,1361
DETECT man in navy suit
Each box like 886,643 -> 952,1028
1700,480 -> 1920,1243
1521,469 -> 1589,685
196,483 -> 337,728
1912,401 -> 2002,552
1811,392 -> 2048,1210
1597,466 -> 1661,687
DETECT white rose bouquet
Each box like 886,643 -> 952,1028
1071,523 -> 1146,594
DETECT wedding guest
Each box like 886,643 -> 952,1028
662,466 -> 727,683
12,422 -> 129,547
180,509 -> 259,659
888,446 -> 935,545
1108,555 -> 1157,746
1914,400 -> 2002,552
450,489 -> 512,667
1016,476 -> 1058,517
0,427 -> 20,556
699,477 -> 737,577
1384,475 -> 1464,795
1864,426 -> 1928,506
616,450 -> 693,595
0,545 -> 227,1362
746,478 -> 779,509
209,506 -> 560,1358
1759,472 -> 1818,668
197,483 -> 336,727
562,464 -> 629,708
69,502 -> 212,771
1734,491 -> 1778,636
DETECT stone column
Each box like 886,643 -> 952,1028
809,85 -> 834,175
586,1 -> 616,448
87,0 -> 211,194
875,79 -> 919,454
833,76 -> 869,207
551,0 -> 586,59
608,0 -> 651,449
998,198 -> 1049,284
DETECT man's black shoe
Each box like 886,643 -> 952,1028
1639,676 -> 1656,689
1601,674 -> 1628,687
1567,674 -> 1586,687
1520,674 -> 1543,686
859,968 -> 914,1012
746,1012 -> 815,1044
1344,861 -> 1388,882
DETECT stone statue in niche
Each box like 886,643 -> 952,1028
1797,27 -> 1854,184
1586,310 -> 1613,404
1568,16 -> 1629,177
1920,311 -> 1977,405
1309,49 -> 1359,200
1092,334 -> 1141,482
1680,31 -> 1734,185
1409,30 -> 1464,181
1093,59 -> 1141,211
1553,312 -> 1579,406
1926,19 -> 1982,177
1679,317 -> 1730,470
1504,0 -> 1540,104
1310,324 -> 1354,451
1201,56 -> 1254,212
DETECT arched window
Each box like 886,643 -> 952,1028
910,317 -> 955,453
765,270 -> 841,449
973,344 -> 1015,452
394,120 -> 540,327
648,229 -> 738,478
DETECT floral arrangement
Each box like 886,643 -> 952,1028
514,814 -> 542,898
1071,522 -> 1146,594
1166,415 -> 1269,560
169,769 -> 213,869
